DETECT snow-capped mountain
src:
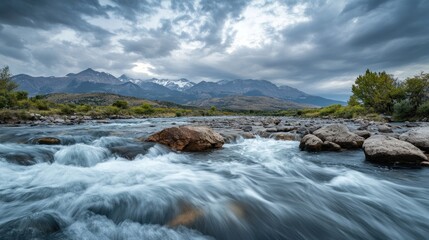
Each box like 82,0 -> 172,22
149,78 -> 196,91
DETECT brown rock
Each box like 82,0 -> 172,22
322,141 -> 341,151
240,132 -> 255,139
146,126 -> 224,151
272,132 -> 299,141
35,137 -> 61,145
168,203 -> 203,227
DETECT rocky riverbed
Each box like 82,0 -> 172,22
1,116 -> 429,239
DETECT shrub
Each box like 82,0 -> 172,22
319,104 -> 342,116
112,100 -> 128,109
417,101 -> 429,118
34,100 -> 50,110
103,106 -> 120,115
59,104 -> 75,115
76,104 -> 92,113
393,100 -> 415,121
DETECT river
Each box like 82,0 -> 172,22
0,117 -> 428,239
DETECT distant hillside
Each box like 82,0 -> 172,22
187,96 -> 310,111
42,93 -> 160,107
12,68 -> 345,107
187,79 -> 345,107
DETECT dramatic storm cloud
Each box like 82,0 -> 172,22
1,0 -> 428,100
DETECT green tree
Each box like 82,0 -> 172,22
0,66 -> 20,108
347,95 -> 360,106
0,66 -> 18,92
351,69 -> 402,114
402,72 -> 429,111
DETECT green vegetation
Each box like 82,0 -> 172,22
290,70 -> 428,121
1,65 -> 427,123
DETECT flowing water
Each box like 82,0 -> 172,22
0,118 -> 428,240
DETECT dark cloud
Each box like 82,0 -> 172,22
0,0 -> 428,100
120,30 -> 179,58
108,0 -> 161,21
0,0 -> 110,34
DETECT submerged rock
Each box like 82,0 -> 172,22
313,124 -> 364,149
34,137 -> 61,145
399,127 -> 429,152
110,142 -> 155,160
147,126 -> 224,151
362,135 -> 427,165
299,134 -> 323,152
168,203 -> 203,227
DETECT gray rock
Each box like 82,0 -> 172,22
299,134 -> 323,152
241,126 -> 253,132
276,126 -> 296,132
378,124 -> 393,133
354,130 -> 371,139
265,128 -> 278,133
399,127 -> 429,152
313,124 -> 365,149
296,127 -> 309,136
362,135 -> 427,164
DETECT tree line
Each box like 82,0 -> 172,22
350,69 -> 429,120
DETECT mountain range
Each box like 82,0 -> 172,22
12,68 -> 344,108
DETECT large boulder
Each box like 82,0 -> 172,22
299,134 -> 323,152
362,135 -> 427,165
146,126 -> 224,151
313,124 -> 365,149
399,127 -> 429,152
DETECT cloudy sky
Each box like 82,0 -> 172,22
0,0 -> 428,100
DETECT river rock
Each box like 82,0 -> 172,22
399,127 -> 429,152
354,130 -> 371,139
299,134 -> 323,152
35,137 -> 61,145
241,126 -> 253,132
240,132 -> 255,139
377,124 -> 393,133
362,135 -> 428,164
313,124 -> 364,149
272,132 -> 299,141
146,126 -> 224,151
322,141 -> 341,151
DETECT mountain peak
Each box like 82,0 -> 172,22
118,74 -> 132,81
149,78 -> 195,91
65,68 -> 121,84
